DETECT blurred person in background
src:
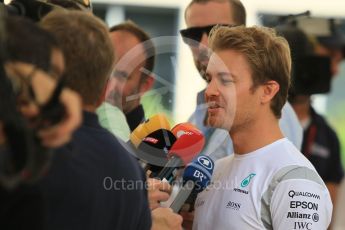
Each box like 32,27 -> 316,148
97,20 -> 155,141
281,20 -> 345,205
40,10 -> 182,230
97,21 -> 176,220
100,20 -> 155,133
39,10 -> 152,230
280,20 -> 344,228
0,15 -> 81,230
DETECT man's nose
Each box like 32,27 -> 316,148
205,78 -> 219,98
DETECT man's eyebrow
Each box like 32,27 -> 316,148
217,71 -> 230,77
112,70 -> 128,79
218,71 -> 238,79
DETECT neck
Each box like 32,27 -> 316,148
230,114 -> 284,155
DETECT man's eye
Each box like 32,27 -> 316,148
220,78 -> 234,84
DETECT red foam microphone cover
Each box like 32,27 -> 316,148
171,123 -> 200,138
168,127 -> 205,165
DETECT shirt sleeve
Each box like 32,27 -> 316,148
270,178 -> 332,230
279,102 -> 303,150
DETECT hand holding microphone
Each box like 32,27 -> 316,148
151,207 -> 183,230
147,178 -> 172,210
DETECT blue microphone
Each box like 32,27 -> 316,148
169,155 -> 214,213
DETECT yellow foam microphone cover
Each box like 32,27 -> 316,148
130,114 -> 171,147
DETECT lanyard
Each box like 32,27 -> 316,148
303,124 -> 317,157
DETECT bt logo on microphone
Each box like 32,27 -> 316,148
193,170 -> 207,182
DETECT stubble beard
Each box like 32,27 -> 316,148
229,110 -> 255,136
207,109 -> 234,131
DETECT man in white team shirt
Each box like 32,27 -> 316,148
192,26 -> 332,229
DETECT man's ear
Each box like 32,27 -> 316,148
261,80 -> 280,104
139,74 -> 155,93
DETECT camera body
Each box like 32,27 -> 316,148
2,0 -> 92,21
3,0 -> 58,21
0,1 -> 77,188
276,14 -> 345,96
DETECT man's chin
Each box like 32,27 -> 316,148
207,117 -> 222,128
207,117 -> 232,131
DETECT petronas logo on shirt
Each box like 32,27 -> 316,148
240,173 -> 256,188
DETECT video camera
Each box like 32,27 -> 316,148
275,12 -> 345,96
0,0 -> 90,189
0,0 -> 92,21
2,0 -> 59,21
296,17 -> 345,56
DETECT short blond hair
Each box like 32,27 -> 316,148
209,26 -> 291,118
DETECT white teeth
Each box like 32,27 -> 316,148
208,101 -> 220,109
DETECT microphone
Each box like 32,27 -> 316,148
127,114 -> 176,176
171,123 -> 200,138
136,129 -> 176,176
130,113 -> 171,148
156,126 -> 205,182
170,123 -> 205,164
170,155 -> 214,213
